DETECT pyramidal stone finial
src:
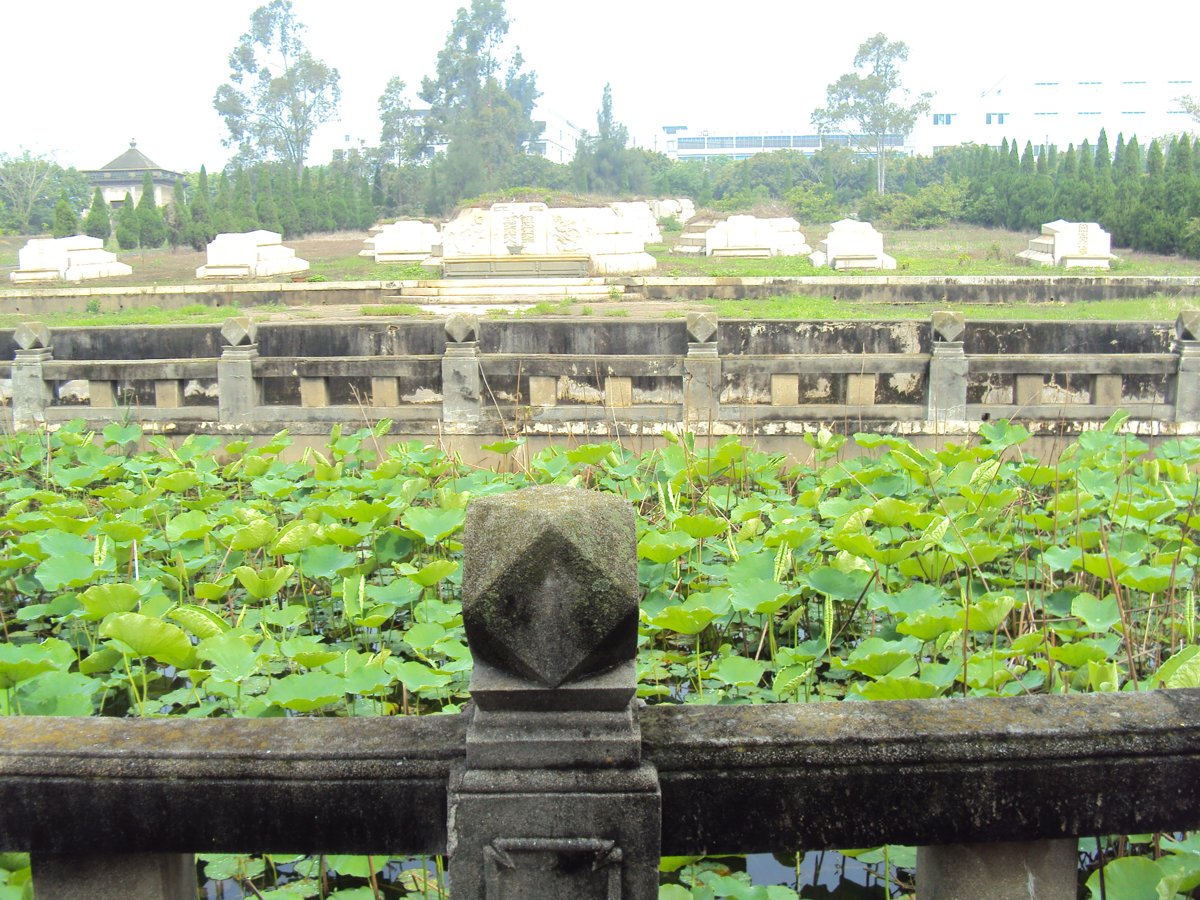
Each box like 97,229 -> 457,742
462,485 -> 637,688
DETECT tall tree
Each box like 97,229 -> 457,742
83,187 -> 111,241
136,173 -> 167,248
811,33 -> 931,194
52,192 -> 79,238
115,193 -> 140,249
377,76 -> 425,165
574,83 -> 633,195
213,0 -> 342,174
418,0 -> 540,209
0,151 -> 61,233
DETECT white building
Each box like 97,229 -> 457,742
912,75 -> 1195,154
658,124 -> 912,161
530,108 -> 584,164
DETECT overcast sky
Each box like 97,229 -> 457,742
3,0 -> 1196,172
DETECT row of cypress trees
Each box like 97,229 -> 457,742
940,130 -> 1200,257
72,163 -> 376,251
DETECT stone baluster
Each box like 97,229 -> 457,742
217,317 -> 261,426
917,839 -> 1078,900
11,322 -> 53,432
32,852 -> 196,900
1173,311 -> 1200,423
684,312 -> 720,426
443,313 -> 482,425
449,485 -> 661,899
927,311 -> 968,424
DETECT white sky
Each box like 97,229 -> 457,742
2,0 -> 1196,172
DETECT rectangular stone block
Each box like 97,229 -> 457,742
154,380 -> 182,409
1093,373 -> 1123,406
300,376 -> 328,408
1016,374 -> 1045,406
771,374 -> 799,406
371,376 -> 399,407
605,376 -> 632,408
32,852 -> 197,900
89,380 -> 116,408
846,373 -> 877,406
529,376 -> 557,407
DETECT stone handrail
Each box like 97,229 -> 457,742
2,486 -> 1200,897
6,312 -> 1198,436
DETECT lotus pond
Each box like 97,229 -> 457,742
2,416 -> 1200,899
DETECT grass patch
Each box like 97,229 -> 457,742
362,304 -> 423,316
705,293 -> 1198,321
0,303 -> 294,329
306,257 -> 440,282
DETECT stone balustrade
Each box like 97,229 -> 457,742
3,313 -> 1195,437
2,485 -> 1200,898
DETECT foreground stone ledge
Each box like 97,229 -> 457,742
2,689 -> 1198,858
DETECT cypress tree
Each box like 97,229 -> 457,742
136,173 -> 166,248
212,172 -> 235,234
1036,146 -> 1048,175
83,187 -> 111,241
255,167 -> 281,234
166,181 -> 189,249
277,169 -> 300,238
1020,142 -> 1035,174
297,168 -> 318,235
52,192 -> 80,238
232,168 -> 257,232
189,166 -> 216,250
115,193 -> 140,249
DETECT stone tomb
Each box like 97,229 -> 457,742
650,197 -> 696,225
609,201 -> 662,245
1016,220 -> 1116,269
440,202 -> 655,275
360,220 -> 440,263
809,219 -> 897,270
704,215 -> 812,258
196,231 -> 309,279
9,235 -> 132,283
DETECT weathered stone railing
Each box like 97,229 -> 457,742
2,487 -> 1200,898
5,312 -> 1196,437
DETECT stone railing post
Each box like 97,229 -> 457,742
1173,311 -> 1200,423
443,313 -> 482,425
927,311 -> 968,424
217,317 -> 261,426
449,485 -> 661,898
684,312 -> 720,426
917,839 -> 1078,900
11,322 -> 53,431
32,852 -> 196,900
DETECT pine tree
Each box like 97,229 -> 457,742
188,166 -> 216,250
232,168 -> 258,232
115,193 -> 140,249
52,191 -> 80,238
136,173 -> 167,248
255,167 -> 281,234
166,181 -> 189,249
83,187 -> 111,241
297,168 -> 318,235
212,172 -> 235,234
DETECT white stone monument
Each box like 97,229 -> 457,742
440,202 -> 656,274
1016,220 -> 1115,268
704,215 -> 812,258
609,201 -> 662,244
360,220 -> 440,263
196,231 -> 309,278
809,219 -> 896,270
551,207 -> 656,274
9,235 -> 132,283
673,217 -> 718,255
650,198 -> 696,225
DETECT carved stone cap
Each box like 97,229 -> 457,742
687,311 -> 718,344
221,317 -> 257,347
931,311 -> 965,343
14,322 -> 50,351
1178,311 -> 1200,342
463,486 -> 638,688
446,312 -> 479,343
